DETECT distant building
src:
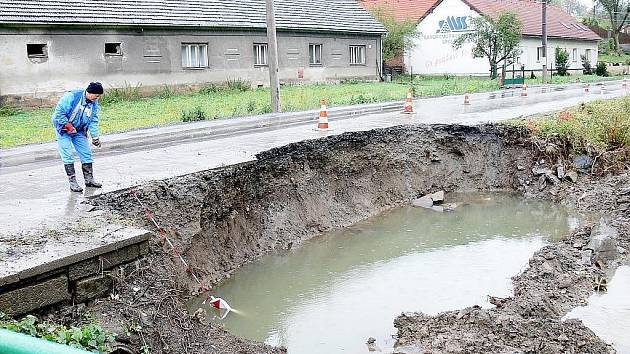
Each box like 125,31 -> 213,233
361,0 -> 600,76
0,0 -> 386,104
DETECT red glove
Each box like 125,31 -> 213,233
64,122 -> 77,134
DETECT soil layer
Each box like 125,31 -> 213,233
71,124 -> 628,353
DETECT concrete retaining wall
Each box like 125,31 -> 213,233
0,227 -> 150,316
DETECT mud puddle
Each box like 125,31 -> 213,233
564,265 -> 630,353
189,193 -> 579,353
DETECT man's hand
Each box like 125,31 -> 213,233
92,138 -> 101,147
64,122 -> 77,134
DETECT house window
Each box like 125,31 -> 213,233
572,48 -> 578,62
105,42 -> 122,56
181,43 -> 208,68
585,49 -> 592,61
349,45 -> 366,65
536,47 -> 544,62
254,43 -> 268,66
309,44 -> 322,65
27,43 -> 47,58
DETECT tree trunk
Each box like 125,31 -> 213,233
613,32 -> 620,54
490,61 -> 498,79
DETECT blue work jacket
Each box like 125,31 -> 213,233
51,89 -> 100,137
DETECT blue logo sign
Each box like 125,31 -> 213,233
437,16 -> 470,33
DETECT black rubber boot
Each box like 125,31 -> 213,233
64,163 -> 83,192
82,163 -> 102,188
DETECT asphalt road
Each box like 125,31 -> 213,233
0,81 -> 627,236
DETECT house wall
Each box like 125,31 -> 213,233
516,37 -> 598,73
0,27 -> 381,97
407,0 -> 488,75
406,0 -> 598,76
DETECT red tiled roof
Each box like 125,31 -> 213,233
359,0 -> 436,22
359,0 -> 600,41
464,0 -> 600,40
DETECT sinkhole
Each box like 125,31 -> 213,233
189,193 -> 580,353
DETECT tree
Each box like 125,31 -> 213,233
581,54 -> 593,74
598,0 -> 630,53
555,48 -> 570,76
557,0 -> 588,17
453,12 -> 522,79
368,7 -> 419,61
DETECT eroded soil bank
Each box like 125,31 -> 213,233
82,123 -> 628,353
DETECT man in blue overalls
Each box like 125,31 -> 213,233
52,82 -> 104,192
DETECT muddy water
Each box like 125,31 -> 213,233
564,265 -> 630,353
190,193 -> 577,353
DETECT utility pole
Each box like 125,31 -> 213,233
266,0 -> 281,112
542,0 -> 548,84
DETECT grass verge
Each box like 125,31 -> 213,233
0,74 -> 624,148
512,95 -> 630,174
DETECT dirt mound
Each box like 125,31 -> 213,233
395,309 -> 612,353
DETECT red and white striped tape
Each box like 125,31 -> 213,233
129,188 -> 232,316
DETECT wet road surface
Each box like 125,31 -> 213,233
0,82 -> 627,236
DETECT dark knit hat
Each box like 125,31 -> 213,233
86,82 -> 104,94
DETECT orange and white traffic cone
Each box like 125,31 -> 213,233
584,84 -> 590,94
317,99 -> 329,130
520,83 -> 528,97
402,89 -> 413,114
463,92 -> 471,105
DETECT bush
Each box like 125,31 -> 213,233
598,40 -> 610,55
581,54 -> 593,75
555,48 -> 569,76
181,106 -> 209,122
0,105 -> 23,117
0,312 -> 116,353
595,61 -> 609,77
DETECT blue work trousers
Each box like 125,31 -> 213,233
56,132 -> 93,164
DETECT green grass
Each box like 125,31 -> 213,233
512,96 -> 630,154
513,95 -> 630,172
398,74 -> 501,96
599,53 -> 630,64
529,73 -> 625,85
0,75 -> 625,148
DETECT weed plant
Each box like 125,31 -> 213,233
0,312 -> 116,352
225,78 -> 251,92
153,84 -> 176,99
181,106 -> 209,122
101,81 -> 142,105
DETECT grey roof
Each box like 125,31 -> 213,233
0,0 -> 387,34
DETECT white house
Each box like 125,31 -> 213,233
361,0 -> 601,76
